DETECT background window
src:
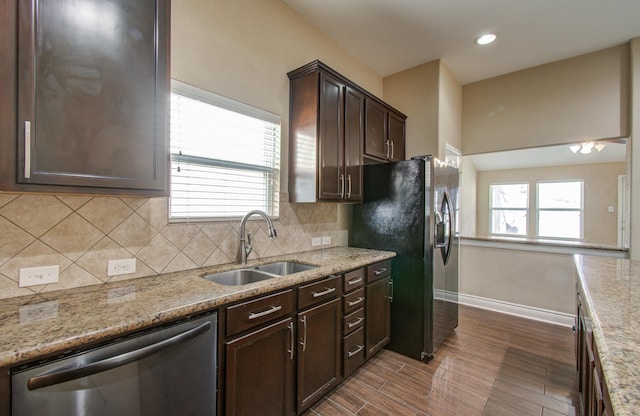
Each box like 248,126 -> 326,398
489,183 -> 529,236
170,81 -> 280,221
537,181 -> 583,240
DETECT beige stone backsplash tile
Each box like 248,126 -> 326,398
0,195 -> 72,237
0,217 -> 35,266
0,195 -> 347,299
77,197 -> 133,234
136,234 -> 180,273
40,214 -> 104,261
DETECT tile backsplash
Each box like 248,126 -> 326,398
0,193 -> 347,299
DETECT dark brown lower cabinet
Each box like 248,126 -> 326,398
297,297 -> 342,414
576,289 -> 611,416
225,318 -> 295,416
0,367 -> 7,416
366,276 -> 391,358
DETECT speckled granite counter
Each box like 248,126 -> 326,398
574,255 -> 640,416
0,247 -> 395,368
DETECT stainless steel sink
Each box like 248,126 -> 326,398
202,269 -> 277,286
202,261 -> 318,286
253,261 -> 318,275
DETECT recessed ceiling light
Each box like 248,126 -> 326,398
475,33 -> 497,45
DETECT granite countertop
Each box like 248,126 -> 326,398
574,255 -> 640,416
464,235 -> 628,253
0,247 -> 395,369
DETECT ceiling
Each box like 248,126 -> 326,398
282,0 -> 640,84
468,140 -> 627,171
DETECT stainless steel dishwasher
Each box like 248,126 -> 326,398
11,311 -> 217,416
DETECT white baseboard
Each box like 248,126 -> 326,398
458,293 -> 575,328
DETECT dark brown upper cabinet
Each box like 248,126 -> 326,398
0,0 -> 170,196
288,61 -> 405,203
365,98 -> 406,162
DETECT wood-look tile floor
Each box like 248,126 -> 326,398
304,305 -> 578,416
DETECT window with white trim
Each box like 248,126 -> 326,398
489,183 -> 529,236
537,181 -> 583,240
170,81 -> 280,221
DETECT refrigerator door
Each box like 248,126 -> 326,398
351,159 -> 433,361
432,162 -> 459,353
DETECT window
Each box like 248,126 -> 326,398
170,81 -> 280,221
489,183 -> 528,236
537,181 -> 583,240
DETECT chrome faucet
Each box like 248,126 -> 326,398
237,210 -> 277,264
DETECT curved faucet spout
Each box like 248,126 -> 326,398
237,210 -> 277,264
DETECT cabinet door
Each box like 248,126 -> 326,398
225,318 -> 295,416
388,111 -> 406,162
364,99 -> 388,160
14,0 -> 169,194
365,276 -> 391,358
344,87 -> 364,201
297,297 -> 342,413
318,72 -> 344,201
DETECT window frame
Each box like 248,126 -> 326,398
488,182 -> 529,238
535,180 -> 584,241
169,80 -> 281,223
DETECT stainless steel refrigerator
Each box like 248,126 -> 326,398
350,156 -> 459,361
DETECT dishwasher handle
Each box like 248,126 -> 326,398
27,321 -> 212,391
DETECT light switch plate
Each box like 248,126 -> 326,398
107,258 -> 137,276
321,236 -> 331,245
311,237 -> 322,247
19,265 -> 59,287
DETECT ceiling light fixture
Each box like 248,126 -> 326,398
474,33 -> 497,45
569,142 -> 606,154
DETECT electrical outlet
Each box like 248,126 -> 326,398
311,237 -> 322,247
322,236 -> 331,245
107,258 -> 137,277
19,265 -> 59,287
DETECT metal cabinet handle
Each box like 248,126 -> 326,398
312,287 -> 336,298
300,316 -> 308,352
347,277 -> 363,286
346,174 -> 352,199
27,321 -> 211,390
347,317 -> 364,328
287,322 -> 294,360
389,279 -> 394,303
385,140 -> 390,159
347,297 -> 364,307
24,121 -> 31,179
374,268 -> 387,276
347,344 -> 364,358
390,140 -> 394,160
339,174 -> 345,199
248,305 -> 282,320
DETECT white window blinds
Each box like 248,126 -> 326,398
170,81 -> 281,221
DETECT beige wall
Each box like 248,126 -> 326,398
630,38 -> 640,259
475,162 -> 625,246
459,157 -> 477,237
462,44 -> 630,155
383,60 -> 462,160
0,0 -> 384,299
460,244 -> 576,315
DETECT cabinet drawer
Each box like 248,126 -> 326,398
367,260 -> 391,283
343,327 -> 365,377
298,275 -> 342,310
343,268 -> 365,293
226,289 -> 295,337
343,308 -> 365,335
343,288 -> 365,315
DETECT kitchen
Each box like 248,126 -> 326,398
0,0 -> 639,415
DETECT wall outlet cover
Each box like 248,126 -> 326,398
19,265 -> 59,287
321,236 -> 331,245
107,258 -> 137,277
311,237 -> 322,247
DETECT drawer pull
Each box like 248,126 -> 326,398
347,277 -> 363,286
347,297 -> 364,307
374,268 -> 388,276
248,305 -> 282,320
347,317 -> 364,328
347,344 -> 364,358
312,287 -> 336,298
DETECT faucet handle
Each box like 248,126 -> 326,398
245,232 -> 253,257
270,227 -> 277,239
